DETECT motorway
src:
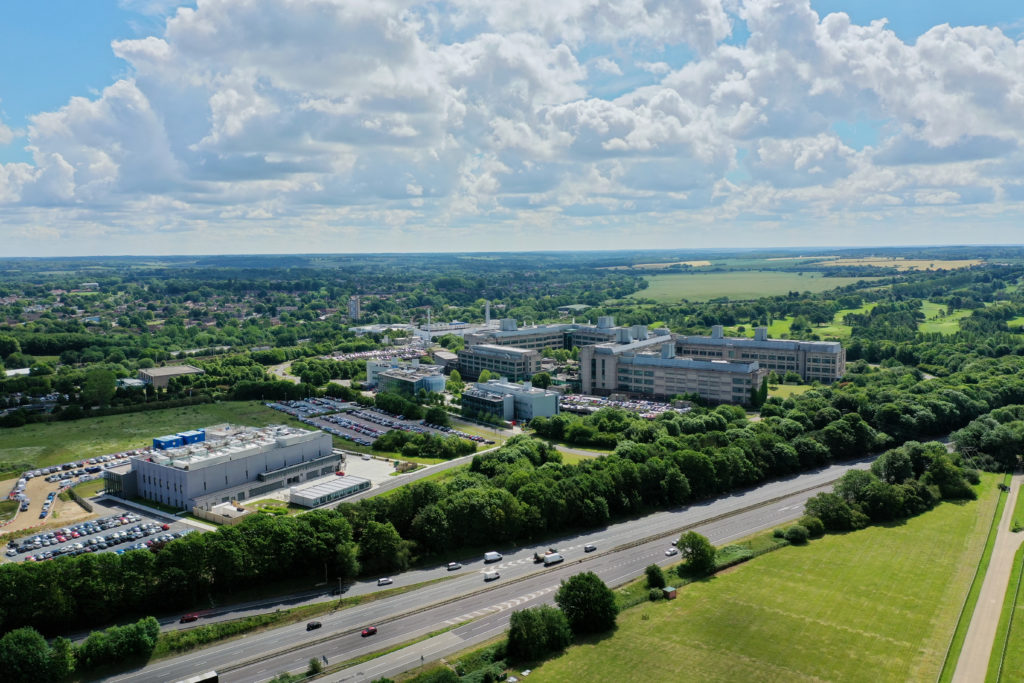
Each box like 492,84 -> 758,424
106,456 -> 873,683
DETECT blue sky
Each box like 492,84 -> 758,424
1,0 -> 1023,255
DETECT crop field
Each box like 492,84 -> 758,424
919,301 -> 974,335
821,257 -> 983,271
602,260 -> 712,270
0,401 -> 309,476
629,271 -> 878,302
526,476 -> 999,683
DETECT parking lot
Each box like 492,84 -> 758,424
3,499 -> 198,564
265,401 -> 495,449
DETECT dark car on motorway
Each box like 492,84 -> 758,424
306,621 -> 322,631
180,613 -> 199,623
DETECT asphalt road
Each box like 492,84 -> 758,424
106,456 -> 872,683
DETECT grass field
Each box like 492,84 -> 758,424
628,271 -> 880,303
919,301 -> 974,335
987,544 -> 1024,682
767,384 -> 812,399
526,475 -> 1000,683
0,402 -> 310,476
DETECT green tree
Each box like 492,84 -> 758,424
48,636 -> 76,679
477,369 -> 494,383
358,521 -> 409,574
507,606 -> 571,661
531,372 -> 552,389
425,405 -> 450,426
308,658 -> 323,675
0,628 -> 53,682
644,563 -> 666,589
82,366 -> 117,406
446,368 -> 464,395
554,571 -> 617,635
677,531 -> 716,576
0,334 -> 20,359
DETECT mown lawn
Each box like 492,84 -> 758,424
919,301 -> 974,335
768,384 -> 813,399
526,476 -> 999,683
0,401 -> 310,475
628,271 -> 879,303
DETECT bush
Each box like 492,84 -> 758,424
963,468 -> 981,485
772,527 -> 786,539
784,525 -> 810,544
648,588 -> 663,601
798,515 -> 825,538
644,563 -> 666,589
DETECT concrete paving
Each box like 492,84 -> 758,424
953,473 -> 1024,682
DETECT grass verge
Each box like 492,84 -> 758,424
527,477 -> 1000,683
936,473 -> 1010,683
986,543 -> 1024,682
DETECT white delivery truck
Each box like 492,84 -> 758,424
484,551 -> 502,563
543,553 -> 564,566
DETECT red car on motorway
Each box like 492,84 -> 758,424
361,626 -> 377,637
180,613 -> 199,623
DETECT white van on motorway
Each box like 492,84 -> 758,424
483,570 -> 500,581
543,553 -> 563,566
484,551 -> 502,563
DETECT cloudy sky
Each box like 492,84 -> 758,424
1,0 -> 1023,256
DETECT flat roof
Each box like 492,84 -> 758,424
676,335 -> 842,353
292,474 -> 371,499
140,364 -> 205,376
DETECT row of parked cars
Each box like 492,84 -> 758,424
422,422 -> 495,445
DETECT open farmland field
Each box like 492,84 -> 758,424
822,257 -> 983,271
526,475 -> 999,683
0,401 -> 310,477
629,271 -> 878,303
602,260 -> 712,270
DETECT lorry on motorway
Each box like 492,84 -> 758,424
484,551 -> 502,563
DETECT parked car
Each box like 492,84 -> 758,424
361,626 -> 378,637
306,621 -> 322,631
377,577 -> 393,586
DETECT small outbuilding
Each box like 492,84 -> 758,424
662,586 -> 677,600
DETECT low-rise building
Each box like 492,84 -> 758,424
376,363 -> 446,396
457,344 -> 541,381
138,364 -> 205,389
104,424 -> 339,510
461,378 -> 560,422
580,336 -> 767,406
674,325 -> 845,383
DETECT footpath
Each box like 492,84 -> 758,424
952,472 -> 1024,682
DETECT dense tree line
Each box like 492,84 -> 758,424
0,511 -> 359,635
372,430 -> 476,460
0,616 -> 160,681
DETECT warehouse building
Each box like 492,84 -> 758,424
674,326 -> 845,383
457,344 -> 542,381
580,336 -> 767,406
461,378 -> 560,422
104,424 -> 338,510
138,364 -> 205,389
290,474 -> 371,508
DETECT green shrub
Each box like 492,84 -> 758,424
798,515 -> 825,538
784,525 -> 810,544
773,527 -> 786,538
648,588 -> 663,601
644,563 -> 666,589
963,468 -> 981,485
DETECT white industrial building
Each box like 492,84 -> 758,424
105,424 -> 339,510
